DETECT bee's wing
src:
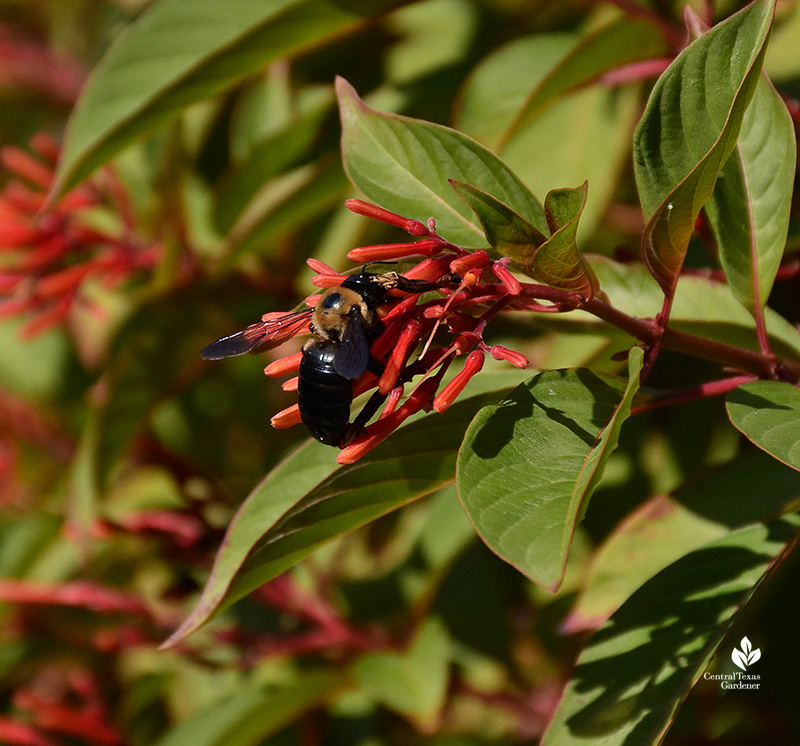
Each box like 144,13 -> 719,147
201,310 -> 312,360
333,308 -> 370,379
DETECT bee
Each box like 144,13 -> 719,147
201,270 -> 461,447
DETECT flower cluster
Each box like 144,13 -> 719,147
266,199 -> 532,464
0,133 -> 160,337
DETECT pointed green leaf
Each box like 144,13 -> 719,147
501,17 -> 667,147
457,348 -> 643,591
542,513 -> 800,746
704,75 -> 796,312
163,384 -> 520,646
337,77 -> 547,246
565,449 -> 800,632
531,182 -> 599,296
52,0 -> 396,197
456,18 -> 666,151
215,86 -> 335,233
633,0 -> 775,294
449,180 -> 545,264
726,380 -> 800,471
352,617 -> 450,731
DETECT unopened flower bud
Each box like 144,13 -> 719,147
433,351 -> 484,413
450,250 -> 489,274
379,319 -> 422,394
345,199 -> 429,236
491,261 -> 521,295
490,345 -> 529,368
347,238 -> 441,262
264,352 -> 303,377
271,404 -> 302,429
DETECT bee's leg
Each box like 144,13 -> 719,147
377,272 -> 462,294
337,387 -> 388,448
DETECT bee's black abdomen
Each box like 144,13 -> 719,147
298,341 -> 353,446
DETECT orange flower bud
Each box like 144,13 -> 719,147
347,238 -> 441,263
281,376 -> 299,392
271,404 -> 302,429
379,319 -> 422,394
433,351 -> 484,413
490,345 -> 529,368
345,199 -> 429,236
264,352 -> 303,377
491,261 -> 521,295
450,250 -> 489,274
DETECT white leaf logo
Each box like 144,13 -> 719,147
731,636 -> 761,670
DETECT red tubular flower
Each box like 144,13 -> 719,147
251,202 -> 554,459
433,350 -> 485,413
347,238 -> 442,263
264,352 -> 303,377
450,250 -> 489,274
0,134 -> 160,337
345,199 -> 429,236
491,344 -> 529,368
271,404 -> 303,429
491,260 -> 522,295
378,318 -> 422,394
338,377 -> 441,463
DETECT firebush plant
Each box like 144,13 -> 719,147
2,0 -> 800,744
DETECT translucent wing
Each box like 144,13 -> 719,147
333,308 -> 370,379
201,310 -> 312,360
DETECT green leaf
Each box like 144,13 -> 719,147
633,0 -> 775,294
532,183 -> 599,296
337,76 -> 547,246
704,75 -> 796,312
154,670 -> 341,746
52,0 -> 396,197
726,380 -> 800,471
456,32 -> 580,150
220,159 -> 350,264
215,86 -> 335,233
541,512 -> 800,746
501,17 -> 666,148
449,180 -> 545,264
500,85 -> 641,241
163,386 -> 516,646
456,18 -> 666,151
565,448 -> 800,632
457,348 -> 643,591
352,617 -> 450,731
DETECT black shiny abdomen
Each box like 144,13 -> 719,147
298,341 -> 353,445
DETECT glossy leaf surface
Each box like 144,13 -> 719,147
633,0 -> 774,294
457,348 -> 642,591
338,77 -> 547,246
704,75 -> 795,312
565,449 -> 800,631
53,0 -> 395,197
164,385 -> 517,646
727,380 -> 800,471
449,180 -> 545,264
531,182 -> 598,297
542,512 -> 800,746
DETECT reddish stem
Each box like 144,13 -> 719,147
630,374 -> 758,415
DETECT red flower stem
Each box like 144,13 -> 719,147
630,375 -> 758,416
507,283 -> 800,381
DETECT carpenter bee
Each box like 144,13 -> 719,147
201,270 -> 460,447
